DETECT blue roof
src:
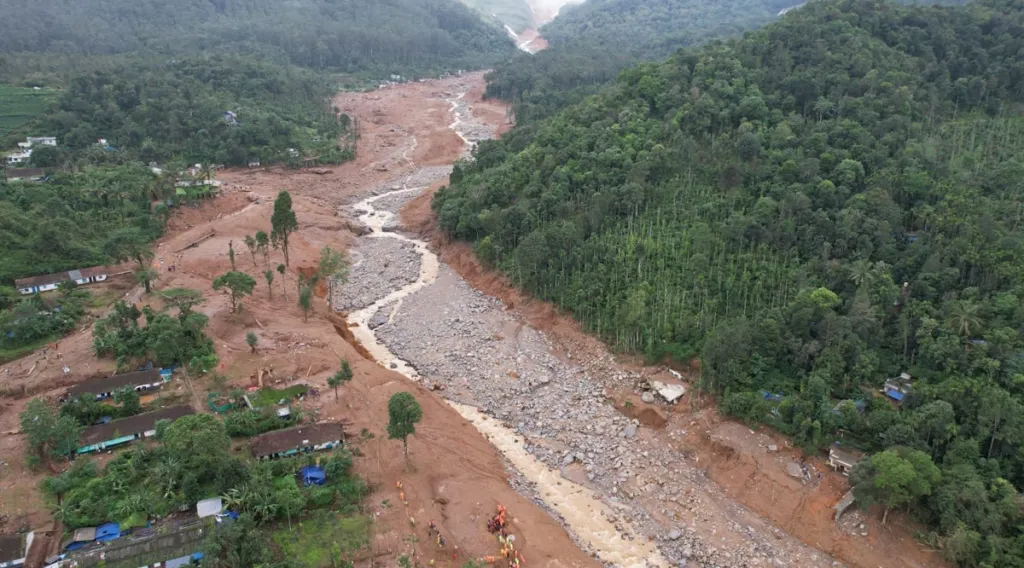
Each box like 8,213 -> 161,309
885,389 -> 905,401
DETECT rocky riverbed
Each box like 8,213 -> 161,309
338,83 -> 843,568
371,268 -> 838,568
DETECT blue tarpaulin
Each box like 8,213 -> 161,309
299,466 -> 326,486
95,522 -> 120,542
885,389 -> 905,402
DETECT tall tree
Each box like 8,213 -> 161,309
387,392 -> 422,461
271,191 -> 299,267
977,386 -> 1022,459
228,240 -> 237,271
316,246 -> 349,308
105,227 -> 155,293
20,398 -> 82,462
852,447 -> 941,524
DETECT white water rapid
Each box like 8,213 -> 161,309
344,90 -> 669,568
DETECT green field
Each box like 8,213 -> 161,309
0,85 -> 56,137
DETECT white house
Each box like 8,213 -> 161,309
6,149 -> 31,165
14,266 -> 109,295
5,136 -> 55,165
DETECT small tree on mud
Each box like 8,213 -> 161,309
387,392 -> 422,461
264,270 -> 274,300
277,264 -> 287,299
327,359 -> 353,402
213,271 -> 256,313
256,231 -> 270,266
298,284 -> 312,322
243,234 -> 258,267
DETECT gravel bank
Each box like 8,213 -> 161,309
334,237 -> 420,312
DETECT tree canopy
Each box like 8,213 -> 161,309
436,0 -> 1024,563
0,0 -> 515,76
36,55 -> 353,167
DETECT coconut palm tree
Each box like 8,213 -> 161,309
946,300 -> 983,338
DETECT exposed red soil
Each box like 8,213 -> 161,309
0,73 -> 600,568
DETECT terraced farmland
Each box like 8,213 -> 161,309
0,85 -> 55,137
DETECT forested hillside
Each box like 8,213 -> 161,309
0,0 -> 515,75
459,0 -> 535,32
436,0 -> 1024,563
485,0 -> 795,124
32,56 -> 350,167
543,0 -> 795,58
485,0 -> 972,124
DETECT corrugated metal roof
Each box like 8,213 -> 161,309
80,406 -> 193,446
14,265 -> 110,289
66,369 -> 162,398
72,527 -> 97,542
250,423 -> 344,457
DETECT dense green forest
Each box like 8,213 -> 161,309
0,165 -> 164,283
485,0 -> 972,124
30,55 -> 351,167
484,0 -> 798,124
0,0 -> 515,76
436,0 -> 1024,564
543,0 -> 794,58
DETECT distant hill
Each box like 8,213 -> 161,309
485,0 -> 800,124
541,0 -> 795,58
459,0 -> 536,32
0,0 -> 516,75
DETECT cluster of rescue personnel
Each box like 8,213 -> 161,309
398,478 -> 525,567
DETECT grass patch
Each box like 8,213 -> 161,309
247,384 -> 309,409
0,334 -> 57,364
272,510 -> 370,567
0,85 -> 56,137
